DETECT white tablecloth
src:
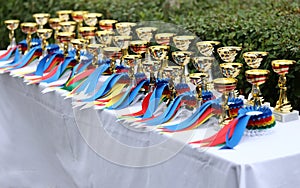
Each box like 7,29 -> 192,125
0,72 -> 300,188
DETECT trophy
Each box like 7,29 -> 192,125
60,21 -> 77,33
56,32 -> 75,56
173,35 -> 195,51
33,13 -> 50,29
71,39 -> 85,62
271,60 -> 298,122
243,51 -> 269,105
213,77 -> 237,126
99,20 -> 118,31
192,57 -> 215,90
71,10 -> 89,36
189,72 -> 209,103
155,33 -> 176,46
196,41 -> 220,57
56,10 -> 73,22
130,40 -> 149,82
172,51 -> 192,83
122,54 -> 142,85
78,26 -> 97,44
103,47 -> 122,73
4,19 -> 20,49
49,18 -> 61,43
36,29 -> 53,55
135,27 -> 157,42
217,46 -> 242,63
162,66 -> 181,102
87,43 -> 105,67
115,22 -> 137,36
245,69 -> 269,107
113,35 -> 132,56
96,30 -> 115,47
148,45 -> 170,78
20,22 -> 38,53
84,13 -> 102,27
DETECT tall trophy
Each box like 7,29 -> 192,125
271,60 -> 298,122
213,77 -> 237,126
20,22 -> 38,53
33,13 -> 50,29
4,19 -> 20,49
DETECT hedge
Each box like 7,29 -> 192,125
0,0 -> 299,110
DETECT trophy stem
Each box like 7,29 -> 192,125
63,43 -> 69,57
180,66 -> 186,83
77,22 -> 83,38
122,48 -> 129,57
219,92 -> 231,126
251,84 -> 262,107
25,34 -> 32,54
149,72 -> 156,92
275,74 -> 292,112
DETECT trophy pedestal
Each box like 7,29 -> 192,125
272,110 -> 299,122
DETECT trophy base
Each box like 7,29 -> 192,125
272,110 -> 299,122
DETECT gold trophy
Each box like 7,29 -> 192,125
115,22 -> 137,36
162,66 -> 181,102
245,69 -> 269,107
95,30 -> 115,47
78,26 -> 97,44
56,32 -> 75,56
189,72 -> 209,104
103,47 -> 122,73
49,18 -> 61,43
33,13 -> 50,29
60,21 -> 77,33
20,22 -> 38,53
243,51 -> 269,106
71,39 -> 85,62
87,43 -> 105,67
155,33 -> 176,46
56,10 -> 73,22
148,45 -> 170,79
172,51 -> 192,83
71,10 -> 89,37
173,35 -> 195,51
197,41 -> 220,57
130,40 -> 149,80
84,13 -> 102,27
213,77 -> 237,126
36,29 -> 53,55
136,27 -> 157,42
113,35 -> 132,56
99,20 -> 118,31
192,57 -> 215,91
122,54 -> 142,85
217,46 -> 242,63
271,60 -> 298,122
4,19 -> 20,49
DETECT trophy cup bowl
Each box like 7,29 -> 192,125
245,69 -> 269,107
189,72 -> 209,101
84,13 -> 102,27
71,39 -> 85,61
115,22 -> 137,36
95,30 -> 115,47
173,35 -> 196,51
219,62 -> 243,78
20,22 -> 38,53
60,21 -> 77,33
103,47 -> 122,73
78,26 -> 97,43
113,36 -> 132,49
123,54 -> 142,84
148,45 -> 170,60
4,19 -> 20,48
243,51 -> 268,69
271,60 -> 298,121
71,11 -> 89,23
56,10 -> 73,22
192,56 -> 215,73
99,19 -> 118,31
33,13 -> 50,29
172,51 -> 192,83
155,33 -> 176,46
57,32 -> 75,56
37,29 -> 53,52
129,40 -> 149,55
87,43 -> 105,67
135,27 -> 157,42
217,46 -> 242,63
213,77 -> 237,126
196,41 -> 220,57
49,18 -> 61,42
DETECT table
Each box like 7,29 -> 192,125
0,71 -> 300,188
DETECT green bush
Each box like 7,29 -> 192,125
0,0 -> 299,110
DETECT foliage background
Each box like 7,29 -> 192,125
0,0 -> 299,110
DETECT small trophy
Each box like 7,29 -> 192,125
192,57 -> 215,90
189,72 -> 208,104
272,60 -> 298,122
99,20 -> 118,31
71,11 -> 89,37
103,47 -> 122,73
60,21 -> 77,33
217,46 -> 242,63
115,22 -> 137,36
197,41 -> 220,57
136,27 -> 157,42
213,77 -> 237,126
96,30 -> 115,47
56,32 -> 75,56
173,35 -> 195,51
71,39 -> 85,62
56,10 -> 73,22
113,35 -> 132,56
155,33 -> 176,46
84,13 -> 102,27
49,18 -> 61,43
36,29 -> 53,55
87,43 -> 105,67
172,51 -> 192,83
148,45 -> 170,79
78,26 -> 97,44
122,54 -> 142,85
20,22 -> 38,53
33,13 -> 50,29
4,19 -> 20,49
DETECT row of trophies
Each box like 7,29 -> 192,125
2,10 -> 298,139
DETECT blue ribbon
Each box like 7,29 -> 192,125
0,47 -> 17,61
35,52 -> 64,76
